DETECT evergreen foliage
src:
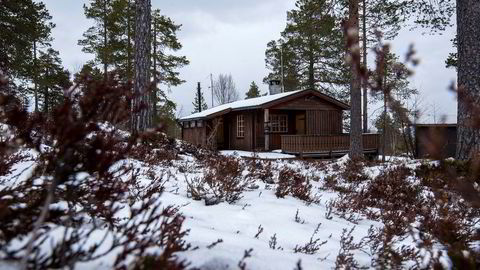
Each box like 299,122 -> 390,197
37,48 -> 72,113
245,81 -> 260,99
264,0 -> 349,101
192,89 -> 208,113
0,0 -> 70,112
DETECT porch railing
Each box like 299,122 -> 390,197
281,133 -> 379,154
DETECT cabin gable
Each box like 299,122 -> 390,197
269,94 -> 342,111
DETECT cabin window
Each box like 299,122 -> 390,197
183,121 -> 189,128
197,120 -> 203,127
237,115 -> 245,138
269,114 -> 288,133
191,121 -> 196,128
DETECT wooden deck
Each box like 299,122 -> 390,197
281,134 -> 380,157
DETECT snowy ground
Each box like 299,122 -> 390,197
220,150 -> 296,160
0,144 -> 449,269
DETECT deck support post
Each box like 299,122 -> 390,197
264,109 -> 269,151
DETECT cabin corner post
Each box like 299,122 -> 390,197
264,108 -> 270,151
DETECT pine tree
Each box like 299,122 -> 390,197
370,50 -> 417,161
347,0 -> 363,159
27,2 -> 55,112
78,0 -> 119,81
264,0 -> 349,100
456,0 -> 480,160
264,39 -> 301,92
0,0 -> 55,101
37,48 -> 72,113
245,81 -> 260,99
192,84 -> 208,113
151,9 -> 189,120
358,0 -> 408,132
131,0 -> 152,132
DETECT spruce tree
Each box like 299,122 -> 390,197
245,81 -> 260,99
192,87 -> 208,114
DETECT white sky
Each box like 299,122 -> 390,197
39,0 -> 457,124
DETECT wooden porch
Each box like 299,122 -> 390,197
281,133 -> 380,157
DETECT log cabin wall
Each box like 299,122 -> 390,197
182,125 -> 207,147
266,109 -> 297,150
271,95 -> 340,111
226,111 -> 255,151
306,110 -> 343,135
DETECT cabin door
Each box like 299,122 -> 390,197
295,113 -> 306,135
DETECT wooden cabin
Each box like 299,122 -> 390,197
180,89 -> 379,157
414,123 -> 457,159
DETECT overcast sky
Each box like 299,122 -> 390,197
40,0 -> 457,124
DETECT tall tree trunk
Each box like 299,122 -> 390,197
361,0 -> 368,133
152,15 -> 157,121
44,66 -> 49,114
348,0 -> 364,159
308,39 -> 315,90
127,0 -> 132,82
382,86 -> 387,162
456,0 -> 480,160
132,0 -> 152,132
103,0 -> 108,82
33,40 -> 38,112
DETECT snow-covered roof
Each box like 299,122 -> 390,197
180,90 -> 302,121
180,89 -> 349,121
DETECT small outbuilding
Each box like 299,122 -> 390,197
414,123 -> 457,159
180,87 -> 379,158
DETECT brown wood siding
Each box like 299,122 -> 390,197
272,95 -> 339,110
228,111 -> 254,151
306,110 -> 343,135
255,110 -> 265,149
182,126 -> 207,147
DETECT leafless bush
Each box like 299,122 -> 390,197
186,155 -> 251,205
340,159 -> 369,183
294,223 -> 328,255
334,227 -> 367,270
0,77 -> 190,269
275,168 -> 317,204
269,233 -> 283,250
246,159 -> 274,184
365,226 -> 420,269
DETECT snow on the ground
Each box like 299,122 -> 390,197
1,144 -> 443,269
220,150 -> 296,160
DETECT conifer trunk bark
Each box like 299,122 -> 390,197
456,0 -> 480,160
361,0 -> 368,133
127,0 -> 132,82
348,0 -> 364,159
103,0 -> 108,82
132,0 -> 152,132
33,40 -> 38,112
152,16 -> 157,121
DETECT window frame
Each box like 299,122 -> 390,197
269,114 -> 288,133
237,114 -> 245,138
